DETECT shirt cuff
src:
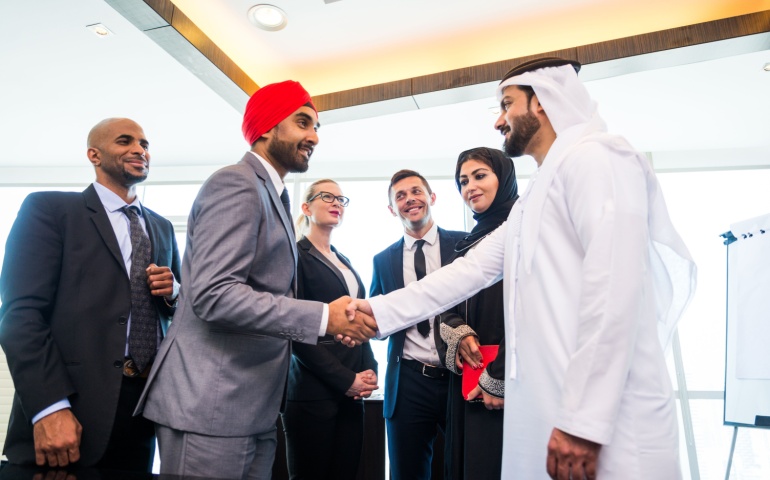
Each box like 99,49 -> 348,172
319,303 -> 329,337
33,399 -> 71,424
167,280 -> 180,301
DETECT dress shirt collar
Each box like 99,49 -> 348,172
93,181 -> 142,213
247,151 -> 285,195
403,222 -> 438,250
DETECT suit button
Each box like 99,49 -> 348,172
113,360 -> 123,368
118,316 -> 127,325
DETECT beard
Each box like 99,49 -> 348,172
267,133 -> 311,174
101,157 -> 148,186
503,109 -> 541,158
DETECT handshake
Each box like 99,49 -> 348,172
326,296 -> 377,347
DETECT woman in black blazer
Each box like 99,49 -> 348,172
281,179 -> 378,480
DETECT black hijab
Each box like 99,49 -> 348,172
453,147 -> 518,254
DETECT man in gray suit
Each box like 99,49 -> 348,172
136,80 -> 376,479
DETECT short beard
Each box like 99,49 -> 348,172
122,168 -> 148,186
267,127 -> 310,174
503,109 -> 541,158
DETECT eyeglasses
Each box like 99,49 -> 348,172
308,191 -> 350,207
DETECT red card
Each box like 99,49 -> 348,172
461,345 -> 499,401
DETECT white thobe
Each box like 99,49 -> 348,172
369,121 -> 695,478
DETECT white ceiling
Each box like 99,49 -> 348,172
0,0 -> 769,186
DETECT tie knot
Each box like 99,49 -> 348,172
122,205 -> 140,218
280,188 -> 291,206
414,239 -> 426,250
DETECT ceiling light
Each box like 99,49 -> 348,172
763,63 -> 770,72
248,4 -> 288,31
86,23 -> 113,37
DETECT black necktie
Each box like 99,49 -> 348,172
122,206 -> 159,373
413,240 -> 431,337
280,188 -> 292,218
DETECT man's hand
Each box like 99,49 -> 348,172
466,384 -> 504,410
346,369 -> 379,399
546,428 -> 601,480
146,263 -> 175,297
328,297 -> 377,347
345,299 -> 373,318
33,409 -> 82,467
337,299 -> 375,346
457,335 -> 483,370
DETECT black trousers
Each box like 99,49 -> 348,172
94,375 -> 156,473
386,364 -> 449,480
281,397 -> 365,480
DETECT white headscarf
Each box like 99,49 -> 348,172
496,64 -> 600,135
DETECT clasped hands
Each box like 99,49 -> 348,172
326,297 -> 377,346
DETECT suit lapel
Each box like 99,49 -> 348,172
437,227 -> 457,266
303,239 -> 348,294
389,239 -> 405,290
242,154 -> 298,265
336,250 -> 366,299
83,185 -> 126,275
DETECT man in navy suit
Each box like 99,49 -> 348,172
0,118 -> 181,472
370,170 -> 465,480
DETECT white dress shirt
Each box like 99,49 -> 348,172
400,222 -> 441,366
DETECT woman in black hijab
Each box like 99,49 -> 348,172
438,147 -> 517,480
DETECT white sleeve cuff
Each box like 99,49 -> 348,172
32,399 -> 71,424
319,303 -> 329,337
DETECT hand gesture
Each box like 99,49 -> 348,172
146,263 -> 175,297
328,296 -> 377,347
466,384 -> 504,410
337,299 -> 375,346
546,428 -> 601,480
456,335 -> 483,370
346,369 -> 379,399
33,409 -> 82,467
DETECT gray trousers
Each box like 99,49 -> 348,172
156,424 -> 277,480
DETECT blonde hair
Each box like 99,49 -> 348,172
295,179 -> 340,239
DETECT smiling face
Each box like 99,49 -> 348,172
302,181 -> 345,229
458,158 -> 499,214
388,175 -> 436,236
264,105 -> 319,177
87,118 -> 150,193
494,85 -> 542,158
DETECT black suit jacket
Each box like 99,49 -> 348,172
0,185 -> 181,466
287,237 -> 377,401
369,227 -> 465,419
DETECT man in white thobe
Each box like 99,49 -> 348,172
346,57 -> 696,479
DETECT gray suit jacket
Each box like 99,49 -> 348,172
137,153 -> 323,437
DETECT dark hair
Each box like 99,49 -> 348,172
388,169 -> 432,204
455,148 -> 499,190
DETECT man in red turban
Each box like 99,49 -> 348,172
138,81 -> 377,479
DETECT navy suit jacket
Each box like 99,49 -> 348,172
0,185 -> 181,466
369,227 -> 465,419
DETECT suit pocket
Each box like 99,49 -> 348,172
209,327 -> 267,339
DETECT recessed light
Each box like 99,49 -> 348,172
86,23 -> 113,37
248,4 -> 288,31
763,62 -> 770,72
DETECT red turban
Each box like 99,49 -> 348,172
242,80 -> 317,146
